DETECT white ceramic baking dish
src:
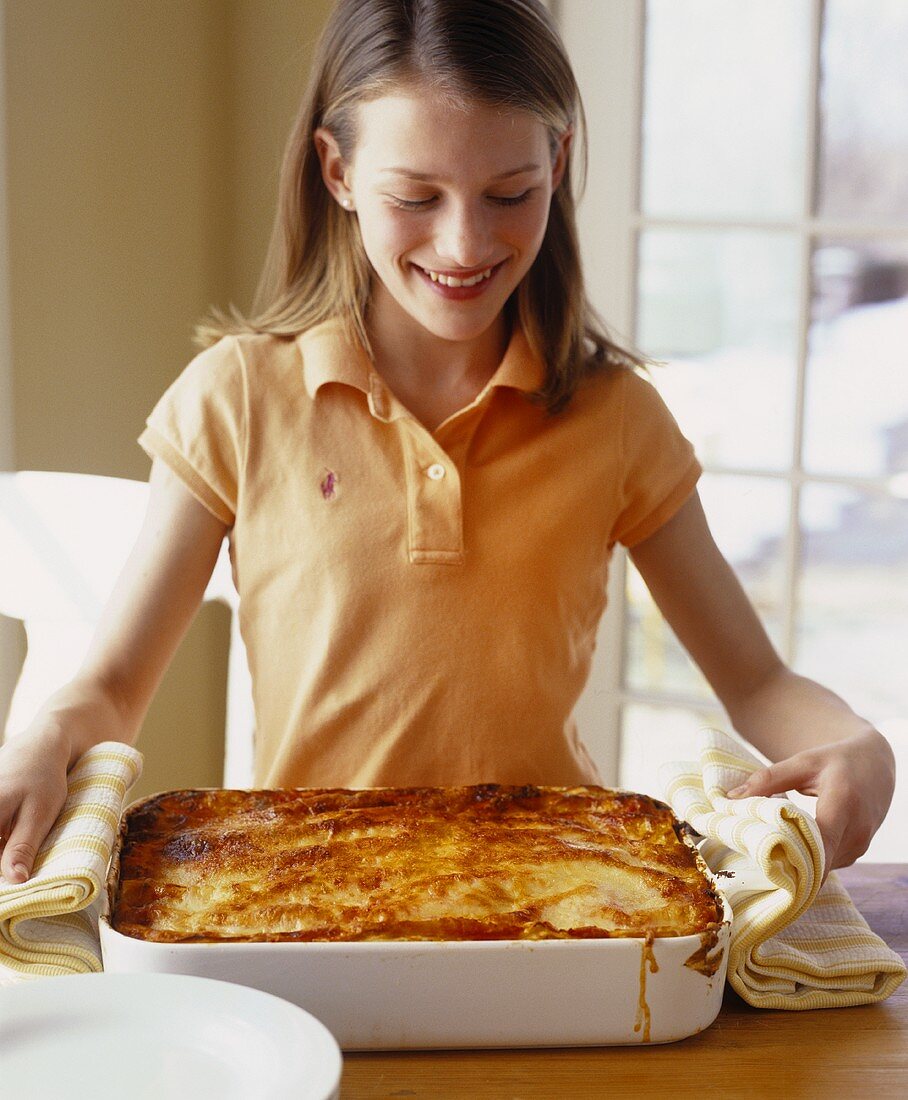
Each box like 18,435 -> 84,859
99,889 -> 732,1050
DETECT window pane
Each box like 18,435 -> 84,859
637,229 -> 799,470
796,483 -> 908,722
619,703 -> 726,800
817,0 -> 908,222
625,474 -> 790,699
804,240 -> 908,478
642,0 -> 810,221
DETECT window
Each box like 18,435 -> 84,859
561,0 -> 908,859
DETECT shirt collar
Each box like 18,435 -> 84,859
296,318 -> 373,399
296,317 -> 547,402
487,323 -> 547,395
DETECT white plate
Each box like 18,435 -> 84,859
0,972 -> 342,1100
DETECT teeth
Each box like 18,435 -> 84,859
423,266 -> 493,287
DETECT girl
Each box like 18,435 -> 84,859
0,0 -> 895,885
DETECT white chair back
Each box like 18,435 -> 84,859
0,471 -> 254,786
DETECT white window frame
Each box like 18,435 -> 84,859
558,0 -> 647,782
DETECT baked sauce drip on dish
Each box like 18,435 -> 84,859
109,785 -> 724,943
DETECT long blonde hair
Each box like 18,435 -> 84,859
194,0 -> 647,412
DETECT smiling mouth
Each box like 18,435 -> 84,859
415,261 -> 504,288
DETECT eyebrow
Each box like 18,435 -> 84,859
380,162 -> 542,182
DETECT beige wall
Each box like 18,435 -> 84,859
1,0 -> 334,801
0,3 -> 22,729
0,4 -> 11,471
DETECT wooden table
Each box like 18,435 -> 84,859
340,864 -> 908,1099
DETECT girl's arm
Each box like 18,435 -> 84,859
0,460 -> 228,882
628,490 -> 896,874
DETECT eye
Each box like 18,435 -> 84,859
388,196 -> 435,211
387,189 -> 536,212
491,190 -> 534,207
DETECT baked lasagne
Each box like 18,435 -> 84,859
108,785 -> 723,943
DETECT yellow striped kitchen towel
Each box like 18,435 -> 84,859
659,728 -> 906,1009
0,741 -> 142,982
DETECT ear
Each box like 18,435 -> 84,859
551,126 -> 573,192
313,126 -> 355,209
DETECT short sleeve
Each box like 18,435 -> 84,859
611,369 -> 701,548
138,336 -> 246,526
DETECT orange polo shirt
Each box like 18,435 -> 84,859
139,319 -> 700,788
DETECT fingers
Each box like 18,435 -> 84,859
726,754 -> 820,800
726,753 -> 831,878
815,790 -> 874,875
0,800 -> 58,883
813,804 -> 844,884
725,751 -> 877,882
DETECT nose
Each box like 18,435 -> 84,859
435,200 -> 494,270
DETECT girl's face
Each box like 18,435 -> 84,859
316,88 -> 570,345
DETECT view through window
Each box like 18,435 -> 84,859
616,0 -> 908,860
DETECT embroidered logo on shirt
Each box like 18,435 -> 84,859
320,469 -> 338,500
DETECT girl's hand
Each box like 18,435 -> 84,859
0,726 -> 71,884
727,727 -> 896,880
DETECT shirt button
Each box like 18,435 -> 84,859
426,463 -> 446,480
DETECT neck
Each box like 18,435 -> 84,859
366,283 -> 510,398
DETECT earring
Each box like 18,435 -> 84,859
342,198 -> 353,210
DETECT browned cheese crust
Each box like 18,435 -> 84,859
109,785 -> 724,943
